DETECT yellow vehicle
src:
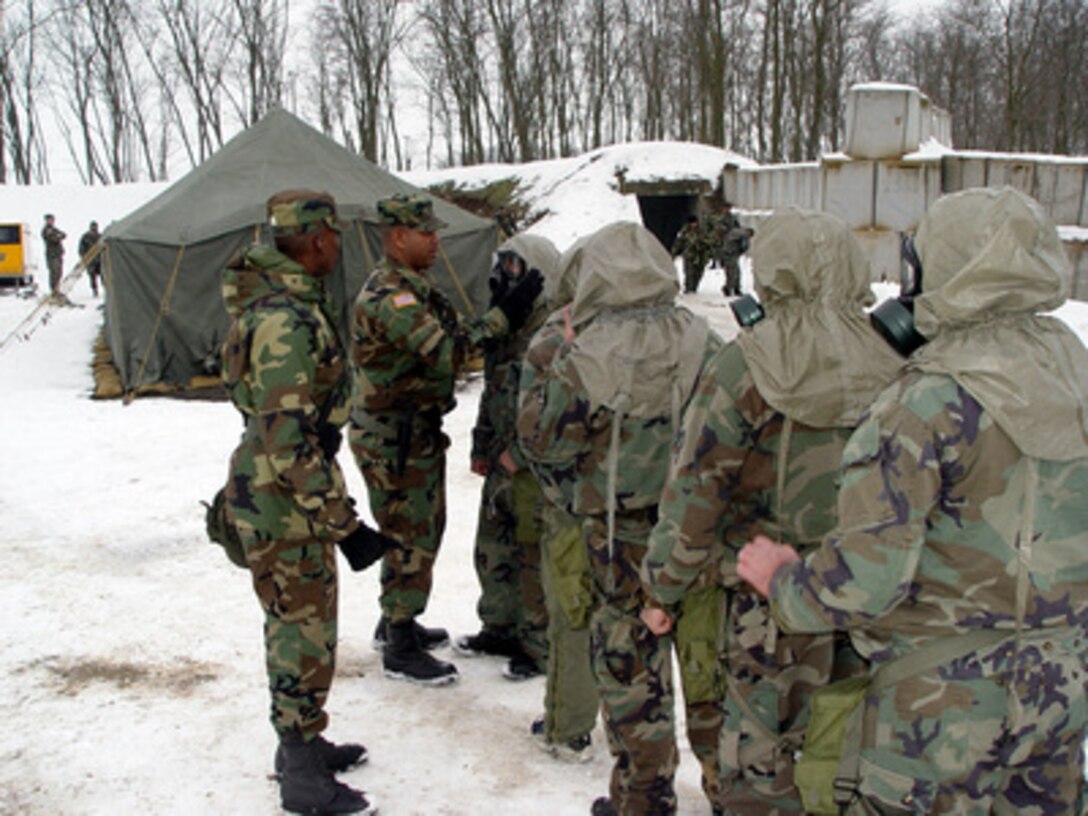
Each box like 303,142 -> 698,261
0,222 -> 32,288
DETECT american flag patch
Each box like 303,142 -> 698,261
392,292 -> 418,309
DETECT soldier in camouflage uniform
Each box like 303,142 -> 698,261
349,193 -> 542,686
707,203 -> 751,297
640,209 -> 902,814
222,190 -> 392,815
517,235 -> 600,761
671,214 -> 713,294
41,213 -> 66,295
739,187 -> 1088,814
457,234 -> 560,681
519,221 -> 724,815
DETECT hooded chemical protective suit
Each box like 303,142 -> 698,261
641,208 -> 902,814
519,221 -> 724,814
466,233 -> 561,672
768,187 -> 1088,813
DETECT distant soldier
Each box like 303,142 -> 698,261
708,202 -> 752,297
41,213 -> 66,295
221,189 -> 393,815
739,187 -> 1088,812
457,233 -> 559,681
350,193 -> 542,686
671,214 -> 712,293
79,221 -> 102,297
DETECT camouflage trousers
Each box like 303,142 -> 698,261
847,632 -> 1087,815
47,255 -> 63,293
719,588 -> 835,815
472,467 -> 548,665
350,420 -> 448,624
585,513 -> 679,814
719,255 -> 741,295
243,534 -> 338,738
682,257 -> 706,293
539,503 -> 597,743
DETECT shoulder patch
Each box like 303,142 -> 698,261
392,291 -> 418,309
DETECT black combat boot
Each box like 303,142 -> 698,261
277,732 -> 377,815
372,615 -> 450,652
590,797 -> 618,816
452,627 -> 520,658
274,733 -> 368,775
383,620 -> 459,686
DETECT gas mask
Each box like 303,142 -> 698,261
869,233 -> 927,357
489,250 -> 526,306
730,293 -> 765,328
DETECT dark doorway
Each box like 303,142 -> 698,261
636,194 -> 699,252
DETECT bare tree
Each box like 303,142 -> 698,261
228,0 -> 289,126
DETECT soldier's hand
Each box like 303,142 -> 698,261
562,304 -> 575,346
338,523 -> 399,572
737,534 -> 800,597
640,607 -> 673,635
471,458 -> 489,476
499,449 -> 518,475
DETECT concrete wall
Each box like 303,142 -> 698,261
724,84 -> 1088,297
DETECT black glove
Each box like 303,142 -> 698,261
338,524 -> 398,572
495,267 -> 544,332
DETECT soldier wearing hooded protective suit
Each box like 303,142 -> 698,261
516,235 -> 600,762
739,186 -> 1088,813
639,209 -> 902,814
518,221 -> 724,815
456,233 -> 560,681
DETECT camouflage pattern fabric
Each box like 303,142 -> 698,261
220,244 -> 359,737
641,343 -> 863,814
468,235 -> 558,662
42,223 -> 65,292
671,222 -> 714,293
369,193 -> 447,231
707,211 -> 744,294
351,256 -> 507,622
520,303 -> 724,812
586,512 -> 680,814
769,374 -> 1088,813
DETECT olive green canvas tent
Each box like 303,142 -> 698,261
102,107 -> 497,393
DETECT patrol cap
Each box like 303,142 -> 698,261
266,189 -> 341,235
370,193 -> 447,232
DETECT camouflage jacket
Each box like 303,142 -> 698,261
221,245 -> 358,543
471,319 -> 537,468
351,257 -> 507,415
41,224 -> 65,259
517,315 -> 578,509
769,372 -> 1088,664
642,343 -> 857,609
671,222 -> 713,266
518,325 -> 723,519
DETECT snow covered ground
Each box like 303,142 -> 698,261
2,152 -> 1088,815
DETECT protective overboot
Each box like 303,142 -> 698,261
590,797 -> 618,816
275,733 -> 368,775
371,615 -> 449,652
382,620 -> 459,686
277,733 -> 377,815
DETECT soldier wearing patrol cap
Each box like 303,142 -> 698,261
221,189 -> 393,815
349,193 -> 544,686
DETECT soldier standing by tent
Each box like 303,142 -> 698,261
350,193 -> 542,686
79,221 -> 102,296
221,189 -> 393,815
41,213 -> 66,296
